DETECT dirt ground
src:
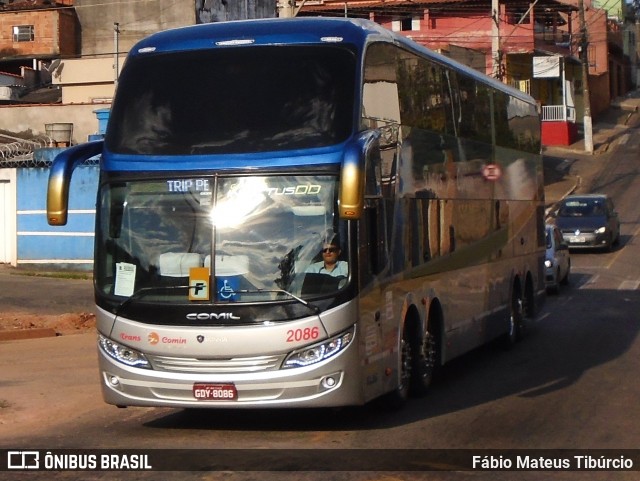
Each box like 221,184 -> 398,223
0,310 -> 96,336
0,264 -> 96,337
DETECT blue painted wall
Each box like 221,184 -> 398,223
17,165 -> 99,270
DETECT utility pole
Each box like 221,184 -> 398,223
278,0 -> 294,17
491,0 -> 501,79
278,1 -> 307,18
113,22 -> 120,87
578,0 -> 594,153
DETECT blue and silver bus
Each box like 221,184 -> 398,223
48,17 -> 545,409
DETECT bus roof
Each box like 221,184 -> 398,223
129,17 -> 535,107
130,17 -> 392,56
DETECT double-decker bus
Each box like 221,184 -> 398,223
47,17 -> 545,409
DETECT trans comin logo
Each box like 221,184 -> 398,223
186,312 -> 241,321
147,332 -> 187,345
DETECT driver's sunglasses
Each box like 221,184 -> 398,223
322,247 -> 338,253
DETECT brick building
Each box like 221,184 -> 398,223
0,0 -> 78,101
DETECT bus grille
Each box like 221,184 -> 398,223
149,354 -> 283,373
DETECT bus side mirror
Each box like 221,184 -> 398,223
339,130 -> 381,220
47,141 -> 104,225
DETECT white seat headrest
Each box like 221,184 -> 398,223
158,252 -> 202,277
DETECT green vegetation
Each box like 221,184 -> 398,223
10,270 -> 91,281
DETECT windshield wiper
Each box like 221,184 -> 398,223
237,288 -> 320,315
113,285 -> 190,318
112,285 -> 319,315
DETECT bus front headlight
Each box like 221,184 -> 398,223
98,334 -> 151,369
283,327 -> 354,369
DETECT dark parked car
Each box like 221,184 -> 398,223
553,194 -> 620,251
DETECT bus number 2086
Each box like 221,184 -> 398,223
286,327 -> 320,342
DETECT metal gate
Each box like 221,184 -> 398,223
0,169 -> 16,265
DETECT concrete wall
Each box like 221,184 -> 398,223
75,0 -> 276,57
52,57 -> 123,103
75,0 -> 195,56
0,103 -> 109,144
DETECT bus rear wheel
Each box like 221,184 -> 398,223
410,325 -> 440,396
503,287 -> 524,348
398,335 -> 413,398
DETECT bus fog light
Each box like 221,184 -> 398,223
321,376 -> 336,388
283,327 -> 354,369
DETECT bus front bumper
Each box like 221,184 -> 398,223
98,339 -> 363,409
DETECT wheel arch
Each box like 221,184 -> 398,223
511,272 -> 523,301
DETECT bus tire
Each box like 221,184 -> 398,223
410,317 -> 441,396
503,285 -> 523,349
381,328 -> 412,410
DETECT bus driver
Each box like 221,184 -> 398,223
305,234 -> 348,277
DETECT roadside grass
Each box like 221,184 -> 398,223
9,270 -> 91,280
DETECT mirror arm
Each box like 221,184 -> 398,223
338,130 -> 381,220
47,140 -> 104,225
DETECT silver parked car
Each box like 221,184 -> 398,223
554,194 -> 620,251
545,224 -> 571,294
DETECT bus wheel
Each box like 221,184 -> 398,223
503,287 -> 523,348
410,325 -> 440,396
382,331 -> 412,409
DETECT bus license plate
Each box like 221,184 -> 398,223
193,383 -> 237,401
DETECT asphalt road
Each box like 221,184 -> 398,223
0,267 -> 93,315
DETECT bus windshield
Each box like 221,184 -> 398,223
95,175 -> 349,304
106,46 -> 356,155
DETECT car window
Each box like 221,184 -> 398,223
558,201 -> 586,217
559,198 -> 607,217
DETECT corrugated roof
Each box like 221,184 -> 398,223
300,0 -> 577,13
302,0 -> 472,12
0,0 -> 64,11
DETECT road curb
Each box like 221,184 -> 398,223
0,328 -> 57,341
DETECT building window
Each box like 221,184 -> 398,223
13,25 -> 35,42
392,17 -> 420,32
